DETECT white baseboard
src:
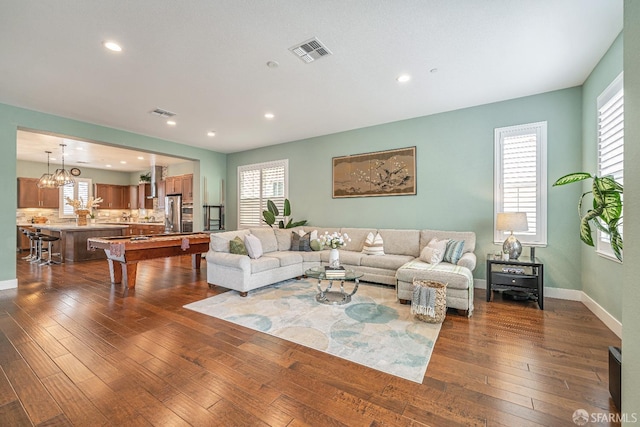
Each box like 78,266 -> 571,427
0,278 -> 18,291
474,279 -> 621,338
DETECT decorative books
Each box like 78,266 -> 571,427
324,266 -> 346,278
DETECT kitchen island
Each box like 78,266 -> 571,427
36,224 -> 129,262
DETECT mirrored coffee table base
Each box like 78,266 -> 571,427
305,267 -> 363,305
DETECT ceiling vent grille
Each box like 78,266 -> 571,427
149,108 -> 176,118
289,37 -> 332,63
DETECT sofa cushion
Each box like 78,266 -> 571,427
420,229 -> 476,253
360,253 -> 414,270
443,239 -> 465,264
210,229 -> 250,253
291,231 -> 312,251
249,228 -> 279,253
244,234 -> 263,259
378,229 -> 420,257
229,236 -> 248,255
263,251 -> 303,267
340,228 -> 376,252
250,256 -> 280,274
397,259 -> 473,290
320,249 -> 363,266
362,232 -> 385,255
274,229 -> 292,251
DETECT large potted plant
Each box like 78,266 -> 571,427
262,199 -> 307,229
553,172 -> 623,261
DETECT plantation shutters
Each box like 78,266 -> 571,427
596,73 -> 623,259
494,122 -> 547,246
238,160 -> 288,228
60,179 -> 92,217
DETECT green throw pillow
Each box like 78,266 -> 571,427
310,239 -> 323,251
229,236 -> 248,255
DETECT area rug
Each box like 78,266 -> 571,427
184,279 -> 441,383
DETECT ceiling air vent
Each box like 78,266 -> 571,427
149,108 -> 176,118
289,37 -> 332,63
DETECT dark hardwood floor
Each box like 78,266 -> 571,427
0,253 -> 621,426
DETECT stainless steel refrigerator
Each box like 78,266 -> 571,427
164,194 -> 182,233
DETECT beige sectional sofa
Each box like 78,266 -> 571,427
206,226 -> 476,315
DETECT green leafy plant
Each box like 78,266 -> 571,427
553,172 -> 623,261
262,199 -> 307,229
139,172 -> 151,183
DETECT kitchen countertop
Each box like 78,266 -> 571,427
36,224 -> 130,231
97,221 -> 165,225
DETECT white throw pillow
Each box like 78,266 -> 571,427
310,229 -> 318,241
362,232 -> 385,255
244,234 -> 263,259
420,238 -> 448,264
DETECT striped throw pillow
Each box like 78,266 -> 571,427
362,232 -> 385,255
443,239 -> 465,264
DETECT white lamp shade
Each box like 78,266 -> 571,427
496,212 -> 528,232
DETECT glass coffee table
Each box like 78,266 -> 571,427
305,266 -> 364,305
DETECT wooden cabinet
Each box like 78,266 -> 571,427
157,180 -> 166,209
95,184 -> 126,209
137,183 -> 154,209
128,185 -> 138,209
17,178 -> 60,208
164,174 -> 193,203
126,223 -> 165,236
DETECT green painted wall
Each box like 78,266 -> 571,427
579,34 -> 624,321
227,88 -> 583,288
623,0 -> 640,416
0,102 -> 226,285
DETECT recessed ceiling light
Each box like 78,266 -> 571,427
266,61 -> 279,68
264,113 -> 275,119
120,161 -> 127,164
103,41 -> 122,52
207,131 -> 216,137
75,147 -> 83,151
106,164 -> 112,168
430,68 -> 438,74
166,120 -> 176,126
137,156 -> 144,160
397,74 -> 411,83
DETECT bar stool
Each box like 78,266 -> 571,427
20,228 -> 35,260
27,231 -> 43,263
39,235 -> 61,265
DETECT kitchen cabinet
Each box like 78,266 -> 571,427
128,185 -> 138,209
127,223 -> 165,235
164,174 -> 193,203
17,178 -> 60,208
137,183 -> 154,209
157,180 -> 166,209
95,184 -> 126,209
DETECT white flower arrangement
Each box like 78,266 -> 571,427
318,231 -> 351,249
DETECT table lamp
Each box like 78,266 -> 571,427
496,212 -> 528,260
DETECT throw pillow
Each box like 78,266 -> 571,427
229,236 -> 248,256
291,231 -> 312,252
310,238 -> 323,251
244,234 -> 263,259
362,232 -> 385,255
443,239 -> 465,264
420,245 -> 444,264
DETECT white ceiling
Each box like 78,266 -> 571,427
2,0 -> 623,161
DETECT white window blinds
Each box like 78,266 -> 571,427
238,160 -> 288,228
596,73 -> 623,259
494,122 -> 547,246
60,179 -> 92,217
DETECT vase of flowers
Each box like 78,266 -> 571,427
65,197 -> 103,226
318,231 -> 351,268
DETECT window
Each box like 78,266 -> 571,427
596,73 -> 623,260
494,121 -> 547,246
238,160 -> 288,228
59,178 -> 92,218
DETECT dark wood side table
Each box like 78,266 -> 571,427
486,254 -> 544,310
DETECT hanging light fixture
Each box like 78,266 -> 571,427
37,150 -> 56,188
52,143 -> 75,187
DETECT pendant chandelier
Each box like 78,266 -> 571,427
52,143 -> 75,187
37,150 -> 56,189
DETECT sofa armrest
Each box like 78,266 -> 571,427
457,252 -> 476,271
206,251 -> 251,271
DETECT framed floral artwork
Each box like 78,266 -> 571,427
332,146 -> 416,198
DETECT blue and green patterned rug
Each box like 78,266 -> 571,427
184,279 -> 441,383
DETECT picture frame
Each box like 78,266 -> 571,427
332,146 -> 416,198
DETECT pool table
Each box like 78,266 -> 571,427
87,232 -> 210,289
